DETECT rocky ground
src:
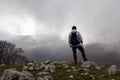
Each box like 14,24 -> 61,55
0,60 -> 120,80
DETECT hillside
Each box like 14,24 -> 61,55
0,61 -> 120,80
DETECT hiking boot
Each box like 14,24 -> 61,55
84,58 -> 88,61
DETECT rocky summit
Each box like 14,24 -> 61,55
0,60 -> 120,80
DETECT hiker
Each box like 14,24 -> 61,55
69,26 -> 88,64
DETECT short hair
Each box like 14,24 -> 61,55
72,26 -> 77,30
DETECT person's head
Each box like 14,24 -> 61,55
72,26 -> 77,30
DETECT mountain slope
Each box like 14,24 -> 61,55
0,61 -> 120,80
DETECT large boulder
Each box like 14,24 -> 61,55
81,61 -> 97,68
108,65 -> 119,75
1,69 -> 19,80
81,61 -> 100,70
1,69 -> 34,80
19,71 -> 34,80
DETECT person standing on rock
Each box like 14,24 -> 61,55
68,26 -> 88,64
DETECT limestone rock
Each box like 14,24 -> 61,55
1,69 -> 19,80
27,63 -> 34,66
45,64 -> 55,72
37,72 -> 50,76
23,65 -> 28,71
28,66 -> 34,71
44,60 -> 50,64
81,61 -> 100,70
81,61 -> 97,68
108,65 -> 119,75
19,71 -> 34,80
1,69 -> 34,80
37,76 -> 54,80
43,76 -> 54,80
0,64 -> 5,67
69,75 -> 74,78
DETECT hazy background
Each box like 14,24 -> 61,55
0,0 -> 120,65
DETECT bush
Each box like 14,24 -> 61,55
0,40 -> 28,64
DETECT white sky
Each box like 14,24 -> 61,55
0,0 -> 120,44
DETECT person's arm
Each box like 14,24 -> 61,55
77,32 -> 83,43
68,33 -> 71,46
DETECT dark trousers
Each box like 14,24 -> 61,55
72,46 -> 87,64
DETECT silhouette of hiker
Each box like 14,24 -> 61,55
69,26 -> 88,64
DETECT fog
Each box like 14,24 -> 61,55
0,0 -> 120,65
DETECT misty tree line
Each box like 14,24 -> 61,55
0,40 -> 28,64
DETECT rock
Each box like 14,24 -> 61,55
33,60 -> 37,64
44,60 -> 50,64
83,68 -> 89,72
81,72 -> 89,76
95,66 -> 101,70
63,64 -> 69,69
71,66 -> 78,72
59,61 -> 68,64
66,69 -> 71,72
43,76 -> 54,80
81,61 -> 97,68
45,64 -> 55,72
23,65 -> 28,71
69,75 -> 74,78
37,76 -> 54,80
35,63 -> 39,67
49,64 -> 55,72
1,69 -> 19,80
81,61 -> 99,70
39,63 -> 46,69
100,75 -> 104,77
108,65 -> 119,75
34,64 -> 40,70
28,66 -> 34,70
37,77 -> 42,80
35,66 -> 40,70
1,69 -> 34,80
0,64 -> 5,67
52,61 -> 58,65
45,65 -> 50,71
37,72 -> 50,75
19,71 -> 34,80
27,62 -> 34,66
64,65 -> 69,69
89,75 -> 95,80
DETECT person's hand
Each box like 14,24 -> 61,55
81,41 -> 83,43
80,43 -> 83,47
70,44 -> 72,47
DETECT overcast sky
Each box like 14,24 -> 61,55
0,0 -> 120,44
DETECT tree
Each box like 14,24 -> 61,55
0,40 -> 28,64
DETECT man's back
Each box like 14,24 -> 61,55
69,29 -> 83,46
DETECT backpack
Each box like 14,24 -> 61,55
70,32 -> 80,45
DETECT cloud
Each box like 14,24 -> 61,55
25,40 -> 120,65
0,0 -> 120,44
1,0 -> 120,65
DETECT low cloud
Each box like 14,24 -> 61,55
16,36 -> 120,65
